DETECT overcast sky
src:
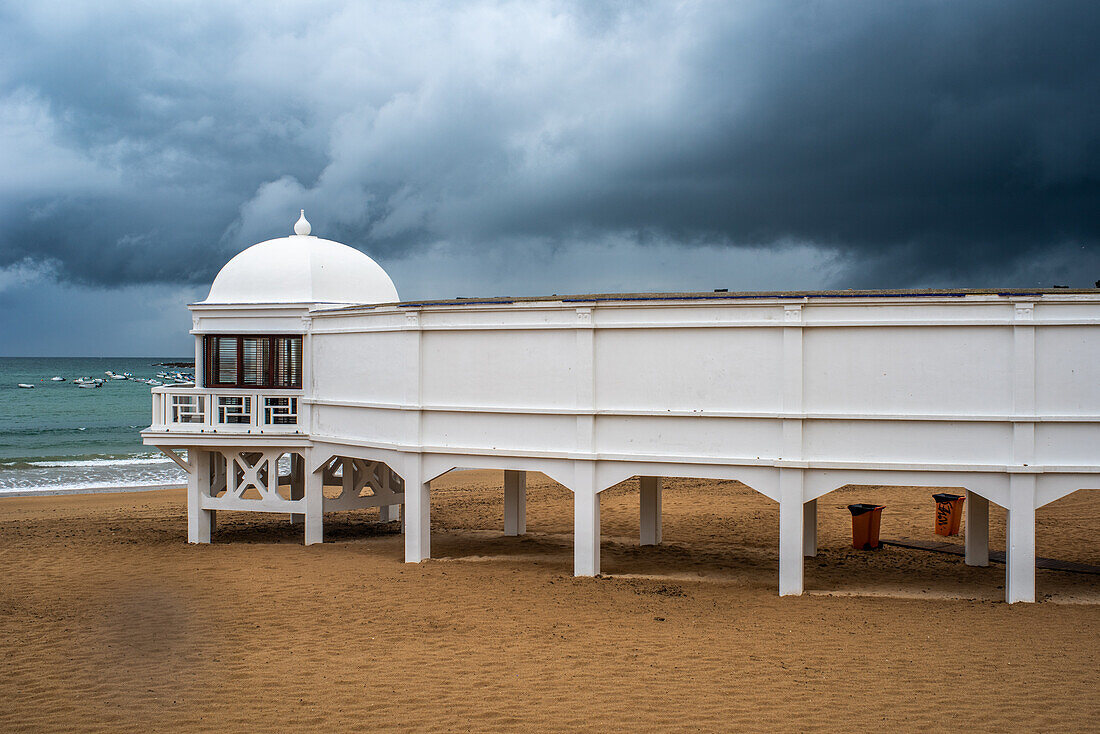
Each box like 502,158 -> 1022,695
1,1 -> 1098,356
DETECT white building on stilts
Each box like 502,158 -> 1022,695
143,211 -> 1100,603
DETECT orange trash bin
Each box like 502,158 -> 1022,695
848,504 -> 885,549
933,493 -> 965,536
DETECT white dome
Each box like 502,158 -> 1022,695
202,226 -> 399,306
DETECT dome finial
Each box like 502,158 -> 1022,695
294,209 -> 311,236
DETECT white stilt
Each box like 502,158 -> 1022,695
964,490 -> 989,566
379,466 -> 400,522
639,476 -> 662,546
1006,475 -> 1037,603
778,468 -> 804,596
404,457 -> 430,562
802,498 -> 817,557
304,458 -> 324,545
504,469 -> 527,536
290,453 -> 305,525
187,449 -> 213,544
573,471 -> 601,576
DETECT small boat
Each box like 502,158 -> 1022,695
51,376 -> 65,382
17,383 -> 35,389
76,381 -> 102,389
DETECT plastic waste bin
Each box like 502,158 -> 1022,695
932,493 -> 965,536
848,504 -> 885,549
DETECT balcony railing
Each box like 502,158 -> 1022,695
151,386 -> 303,433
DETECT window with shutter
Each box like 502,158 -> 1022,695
204,335 -> 302,389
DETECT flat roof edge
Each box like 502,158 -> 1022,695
311,288 -> 1100,313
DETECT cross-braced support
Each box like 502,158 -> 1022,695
322,457 -> 405,514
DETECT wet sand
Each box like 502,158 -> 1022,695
1,471 -> 1099,732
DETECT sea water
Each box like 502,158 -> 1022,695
0,357 -> 191,495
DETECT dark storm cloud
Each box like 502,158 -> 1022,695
1,0 -> 1099,292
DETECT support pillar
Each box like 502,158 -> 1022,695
379,465 -> 400,522
1006,475 -> 1037,603
573,464 -> 600,576
504,470 -> 527,536
404,457 -> 430,563
803,498 -> 817,558
639,476 -> 662,546
778,468 -> 805,596
187,449 -> 212,544
304,456 -> 323,545
290,453 -> 305,525
964,490 -> 989,567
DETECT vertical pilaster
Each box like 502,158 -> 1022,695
187,449 -> 212,544
406,311 -> 424,450
802,498 -> 817,558
404,456 -> 430,562
193,329 -> 204,386
575,307 -> 595,455
573,462 -> 601,576
639,476 -> 662,546
964,490 -> 989,566
1006,474 -> 1037,603
504,470 -> 527,536
304,452 -> 324,546
1007,302 -> 1037,602
778,468 -> 805,596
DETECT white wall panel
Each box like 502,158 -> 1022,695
421,411 -> 578,453
803,326 -> 1013,415
421,330 -> 577,408
594,328 -> 784,412
595,415 -> 782,459
313,331 -> 411,403
803,419 -> 1013,465
1035,326 -> 1100,414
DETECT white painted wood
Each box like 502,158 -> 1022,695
964,490 -> 989,566
187,450 -> 212,544
504,469 -> 526,536
289,453 -> 304,525
404,457 -> 430,563
803,498 -> 817,558
639,476 -> 662,546
778,468 -> 804,596
574,488 -> 600,576
304,453 -> 324,545
147,226 -> 1100,604
1006,475 -> 1037,603
159,447 -> 191,472
379,466 -> 401,522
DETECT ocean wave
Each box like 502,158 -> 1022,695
0,479 -> 185,495
26,456 -> 177,468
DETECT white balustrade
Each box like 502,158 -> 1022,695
151,387 -> 301,433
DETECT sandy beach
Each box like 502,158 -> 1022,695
2,471 -> 1099,732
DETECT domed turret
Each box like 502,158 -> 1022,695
202,212 -> 398,305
